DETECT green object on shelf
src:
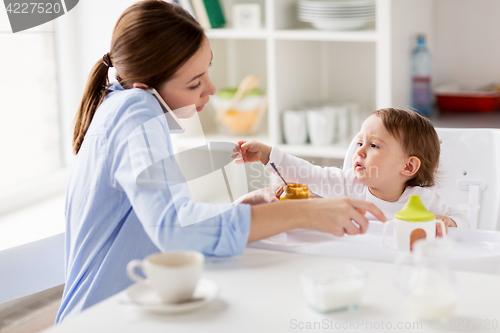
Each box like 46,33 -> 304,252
203,0 -> 226,28
394,195 -> 435,222
217,87 -> 262,99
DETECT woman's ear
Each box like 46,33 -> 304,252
133,83 -> 149,89
402,156 -> 421,177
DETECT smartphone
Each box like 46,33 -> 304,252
150,88 -> 186,134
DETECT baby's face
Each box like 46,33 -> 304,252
352,115 -> 410,192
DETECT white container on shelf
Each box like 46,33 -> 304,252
319,104 -> 344,143
322,102 -> 362,143
282,110 -> 308,145
232,4 -> 261,30
306,108 -> 336,145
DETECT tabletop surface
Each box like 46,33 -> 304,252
45,247 -> 500,333
251,223 -> 500,275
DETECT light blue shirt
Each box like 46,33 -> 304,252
55,83 -> 251,323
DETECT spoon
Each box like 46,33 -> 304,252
270,162 -> 289,188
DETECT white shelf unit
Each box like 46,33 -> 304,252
190,0 -> 434,160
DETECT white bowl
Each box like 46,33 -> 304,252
299,0 -> 375,7
210,94 -> 267,134
299,13 -> 375,20
310,18 -> 373,30
299,4 -> 375,10
299,263 -> 368,313
210,94 -> 264,111
298,8 -> 375,15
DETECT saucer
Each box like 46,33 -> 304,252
123,278 -> 219,314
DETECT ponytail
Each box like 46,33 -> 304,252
72,54 -> 112,154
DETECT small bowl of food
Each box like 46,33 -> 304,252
210,87 -> 267,135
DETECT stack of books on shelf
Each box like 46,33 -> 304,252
169,0 -> 226,29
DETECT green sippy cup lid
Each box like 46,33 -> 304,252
394,195 -> 435,222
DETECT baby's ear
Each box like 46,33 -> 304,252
402,156 -> 421,177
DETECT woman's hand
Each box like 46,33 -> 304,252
435,215 -> 457,237
231,140 -> 272,165
233,184 -> 285,205
304,197 -> 384,237
248,196 -> 387,243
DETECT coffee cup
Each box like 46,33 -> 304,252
382,195 -> 447,252
126,251 -> 204,303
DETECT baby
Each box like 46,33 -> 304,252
233,108 -> 469,234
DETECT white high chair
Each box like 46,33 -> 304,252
343,128 -> 500,230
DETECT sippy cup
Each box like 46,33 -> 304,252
280,183 -> 310,200
382,195 -> 446,252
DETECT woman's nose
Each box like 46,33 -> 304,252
204,76 -> 216,96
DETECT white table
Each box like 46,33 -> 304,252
44,247 -> 500,333
251,222 -> 500,275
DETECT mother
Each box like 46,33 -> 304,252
56,0 -> 385,323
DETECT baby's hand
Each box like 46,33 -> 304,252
231,140 -> 272,165
435,215 -> 457,237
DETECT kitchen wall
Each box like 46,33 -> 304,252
434,0 -> 500,90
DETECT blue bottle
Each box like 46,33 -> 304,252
411,35 -> 433,116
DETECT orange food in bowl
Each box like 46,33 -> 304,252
280,183 -> 310,200
220,109 -> 260,134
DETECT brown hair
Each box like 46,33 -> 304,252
372,108 -> 440,188
72,0 -> 204,154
